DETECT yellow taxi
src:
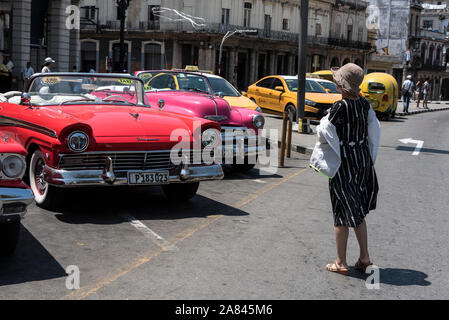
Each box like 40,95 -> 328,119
312,70 -> 334,82
246,75 -> 341,120
360,72 -> 398,119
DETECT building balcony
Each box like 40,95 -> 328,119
335,0 -> 368,11
419,61 -> 446,72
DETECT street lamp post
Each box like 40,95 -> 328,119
297,0 -> 311,134
218,29 -> 258,76
117,0 -> 130,73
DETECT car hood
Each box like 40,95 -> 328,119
224,96 -> 259,110
146,91 -> 232,118
57,105 -> 194,138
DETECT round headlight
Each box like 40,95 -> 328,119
68,131 -> 89,152
2,155 -> 25,179
202,128 -> 221,148
252,114 -> 265,129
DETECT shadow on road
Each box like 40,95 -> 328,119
53,187 -> 249,225
0,225 -> 66,287
348,267 -> 431,287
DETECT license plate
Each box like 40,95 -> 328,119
127,171 -> 169,185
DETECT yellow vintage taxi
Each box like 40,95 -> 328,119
246,75 -> 341,120
360,72 -> 398,120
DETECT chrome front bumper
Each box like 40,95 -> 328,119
0,187 -> 34,221
43,164 -> 224,187
221,129 -> 267,159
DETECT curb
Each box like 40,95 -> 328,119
267,139 -> 314,156
396,106 -> 449,116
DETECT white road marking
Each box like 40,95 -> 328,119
120,213 -> 178,251
399,138 -> 424,156
253,179 -> 266,184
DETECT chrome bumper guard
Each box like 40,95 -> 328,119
0,187 -> 34,221
43,164 -> 224,187
220,130 -> 267,158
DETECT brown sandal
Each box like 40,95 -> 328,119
354,259 -> 373,272
325,261 -> 350,275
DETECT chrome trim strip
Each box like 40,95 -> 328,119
0,115 -> 57,138
0,187 -> 34,220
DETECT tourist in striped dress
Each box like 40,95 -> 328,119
310,63 -> 381,275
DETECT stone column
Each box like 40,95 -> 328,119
11,0 -> 32,90
228,49 -> 236,85
288,54 -> 295,75
172,40 -> 182,69
269,51 -> 277,75
69,0 -> 80,71
249,49 -> 257,84
47,0 -> 71,72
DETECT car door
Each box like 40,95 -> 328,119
251,77 -> 274,109
266,78 -> 285,112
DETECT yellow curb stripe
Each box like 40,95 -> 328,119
62,167 -> 308,300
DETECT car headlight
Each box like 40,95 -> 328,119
68,131 -> 89,152
202,128 -> 221,148
255,106 -> 262,113
305,99 -> 317,107
2,155 -> 26,179
252,114 -> 265,129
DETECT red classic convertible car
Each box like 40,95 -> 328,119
0,73 -> 224,209
134,70 -> 266,172
0,133 -> 34,256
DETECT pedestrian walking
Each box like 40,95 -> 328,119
415,79 -> 423,109
22,62 -> 35,89
310,63 -> 381,275
423,79 -> 431,109
41,57 -> 55,73
401,75 -> 414,113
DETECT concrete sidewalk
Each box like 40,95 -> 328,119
262,101 -> 449,156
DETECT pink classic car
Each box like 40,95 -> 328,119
0,133 -> 34,256
134,70 -> 266,172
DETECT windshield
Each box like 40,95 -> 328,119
284,79 -> 328,93
139,72 -> 212,95
208,77 -> 240,97
317,81 -> 339,94
27,74 -> 148,106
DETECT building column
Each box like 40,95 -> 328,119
47,0 -> 71,72
11,0 -> 32,90
228,49 -> 236,86
172,40 -> 182,69
288,54 -> 295,75
69,0 -> 80,71
269,51 -> 276,75
249,49 -> 257,84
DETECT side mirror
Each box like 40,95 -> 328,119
274,86 -> 284,92
325,89 -> 331,93
216,92 -> 225,99
158,99 -> 165,110
20,93 -> 31,106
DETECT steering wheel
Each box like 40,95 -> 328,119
102,95 -> 130,104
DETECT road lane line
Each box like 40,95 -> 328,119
62,167 -> 308,300
119,213 -> 178,251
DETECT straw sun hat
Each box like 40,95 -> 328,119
331,63 -> 364,98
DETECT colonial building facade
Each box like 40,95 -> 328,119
0,0 -> 81,90
79,0 -> 372,90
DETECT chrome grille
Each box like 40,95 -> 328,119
59,152 -> 172,171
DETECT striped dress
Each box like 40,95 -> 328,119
328,97 -> 379,228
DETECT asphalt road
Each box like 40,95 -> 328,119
1,110 -> 448,300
